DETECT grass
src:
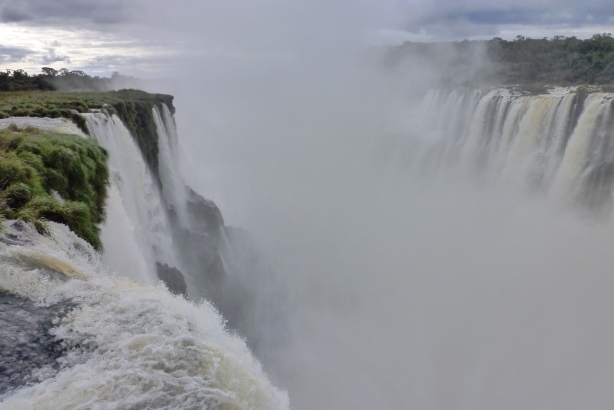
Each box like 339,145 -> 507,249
0,90 -> 174,176
0,125 -> 109,250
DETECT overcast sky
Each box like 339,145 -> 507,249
1,0 -> 614,76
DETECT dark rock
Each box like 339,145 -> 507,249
155,262 -> 188,297
186,187 -> 224,230
0,220 -> 37,247
0,292 -> 67,395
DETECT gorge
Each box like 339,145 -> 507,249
2,83 -> 614,409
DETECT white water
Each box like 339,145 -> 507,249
0,222 -> 288,409
5,87 -> 614,408
0,106 -> 290,408
409,89 -> 614,208
153,105 -> 190,227
83,112 -> 178,285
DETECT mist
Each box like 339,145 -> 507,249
131,3 -> 614,409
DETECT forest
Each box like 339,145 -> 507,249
0,68 -> 140,92
385,33 -> 614,86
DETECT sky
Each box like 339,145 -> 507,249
1,0 -> 614,77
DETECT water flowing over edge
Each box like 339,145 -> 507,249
0,105 -> 289,409
398,88 -> 614,212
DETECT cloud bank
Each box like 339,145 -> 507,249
0,0 -> 613,76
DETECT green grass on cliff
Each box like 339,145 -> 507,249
0,125 -> 109,250
0,90 -> 174,176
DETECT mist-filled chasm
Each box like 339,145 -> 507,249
173,55 -> 614,409
4,51 -> 614,409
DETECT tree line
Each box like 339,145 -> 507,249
385,33 -> 614,86
0,68 -> 140,92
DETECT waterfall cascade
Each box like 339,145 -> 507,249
0,104 -> 288,408
84,105 -> 284,363
401,88 -> 614,211
84,106 -> 234,300
0,220 -> 288,409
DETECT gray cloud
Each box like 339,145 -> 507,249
0,0 -> 137,25
397,1 -> 614,39
41,49 -> 70,64
0,45 -> 35,63
2,0 -> 614,77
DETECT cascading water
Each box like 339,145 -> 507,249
405,88 -> 614,210
0,220 -> 288,409
6,83 -> 614,409
84,112 -> 177,285
153,105 -> 190,227
0,104 -> 288,408
83,107 -> 228,301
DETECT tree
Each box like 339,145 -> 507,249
41,67 -> 58,76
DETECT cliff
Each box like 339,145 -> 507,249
0,90 -> 174,176
0,90 -> 178,250
0,88 -> 287,407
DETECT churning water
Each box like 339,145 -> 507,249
0,221 -> 288,409
4,87 -> 614,409
0,104 -> 288,409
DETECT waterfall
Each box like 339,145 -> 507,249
408,88 -> 614,209
153,105 -> 189,227
83,112 -> 177,285
83,105 -> 283,371
0,220 -> 288,409
0,105 -> 289,408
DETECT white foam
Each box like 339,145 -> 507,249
0,117 -> 86,136
0,221 -> 289,409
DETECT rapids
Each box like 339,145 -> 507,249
0,104 -> 288,408
0,220 -> 288,409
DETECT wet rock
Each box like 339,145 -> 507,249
186,187 -> 224,230
0,292 -> 66,395
156,262 -> 188,297
0,220 -> 37,247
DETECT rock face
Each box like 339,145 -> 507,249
168,186 -> 227,301
185,187 -> 225,230
0,292 -> 66,395
155,262 -> 187,297
0,220 -> 37,248
0,221 -> 69,396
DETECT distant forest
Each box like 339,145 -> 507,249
385,33 -> 614,86
0,68 -> 140,92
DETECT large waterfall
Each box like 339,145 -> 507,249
403,88 -> 614,211
0,105 -> 288,409
4,86 -> 614,409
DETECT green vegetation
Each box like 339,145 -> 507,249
0,73 -> 175,248
0,125 -> 109,250
0,89 -> 174,175
386,33 -> 614,87
0,68 -> 139,92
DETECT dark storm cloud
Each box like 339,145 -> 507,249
0,0 -> 136,25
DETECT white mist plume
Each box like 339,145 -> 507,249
120,2 -> 614,409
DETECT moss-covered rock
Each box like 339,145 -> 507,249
0,126 -> 109,250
